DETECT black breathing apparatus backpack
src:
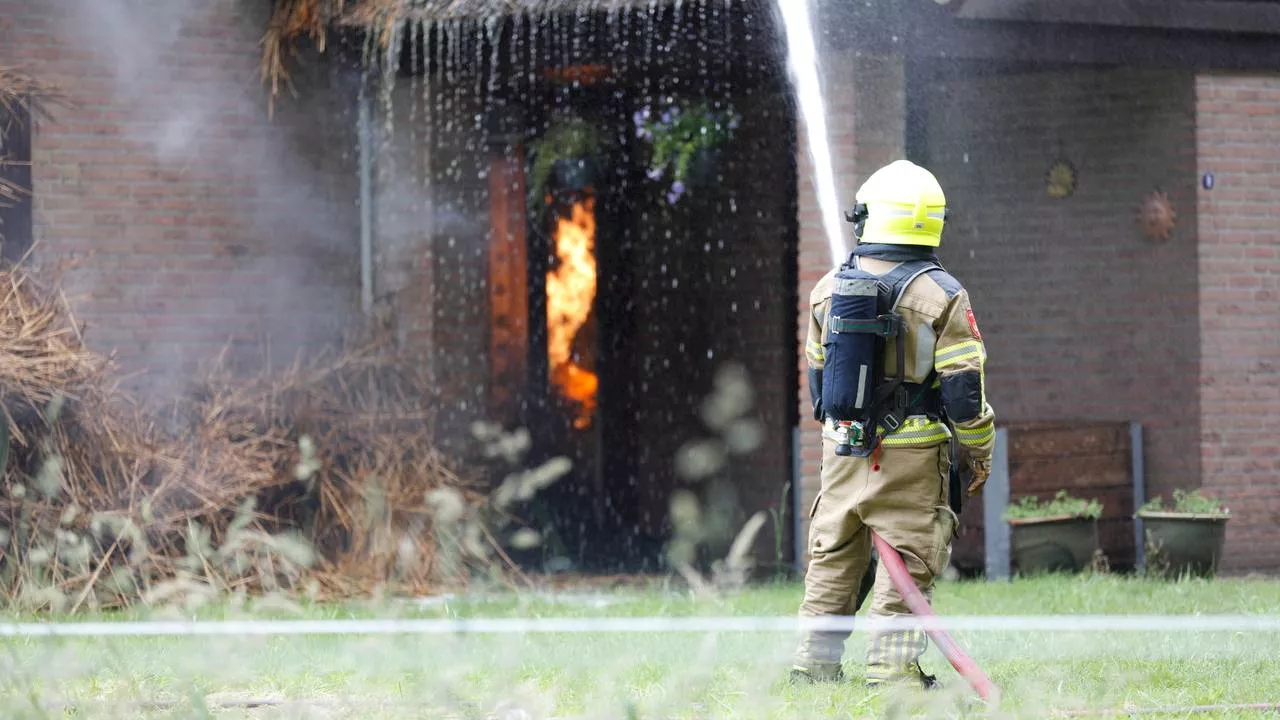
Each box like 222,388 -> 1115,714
820,255 -> 945,457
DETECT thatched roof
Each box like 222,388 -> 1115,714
261,0 -> 689,110
344,0 -> 675,22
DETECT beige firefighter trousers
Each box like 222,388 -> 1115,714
795,436 -> 959,682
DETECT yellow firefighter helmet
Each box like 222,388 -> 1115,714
851,160 -> 949,247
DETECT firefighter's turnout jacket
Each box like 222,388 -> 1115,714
805,257 -> 995,463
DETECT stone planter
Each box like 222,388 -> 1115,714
1138,511 -> 1229,578
1008,515 -> 1099,575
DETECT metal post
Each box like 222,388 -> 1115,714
984,427 -> 1010,581
1131,422 -> 1146,572
357,79 -> 375,318
792,425 -> 804,575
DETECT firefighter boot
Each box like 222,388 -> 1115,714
788,663 -> 845,685
864,659 -> 940,691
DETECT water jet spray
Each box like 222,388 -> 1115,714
775,0 -> 847,267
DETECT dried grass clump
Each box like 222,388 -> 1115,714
182,346 -> 507,598
0,263 -> 507,612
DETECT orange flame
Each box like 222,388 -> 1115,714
546,196 -> 598,430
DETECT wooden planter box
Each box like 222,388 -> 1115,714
1138,511 -> 1229,579
1008,515 -> 1099,575
951,421 -> 1136,575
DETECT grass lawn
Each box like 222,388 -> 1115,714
0,574 -> 1278,718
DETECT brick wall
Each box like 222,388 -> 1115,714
424,79 -> 493,457
1195,73 -> 1280,573
372,78 -> 436,380
363,32 -> 493,459
3,0 -> 360,399
921,66 -> 1202,512
795,53 -> 906,551
705,87 -> 800,563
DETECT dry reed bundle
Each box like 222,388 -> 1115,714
0,269 -> 104,440
183,348 -> 501,598
260,0 -> 351,117
0,264 -> 502,612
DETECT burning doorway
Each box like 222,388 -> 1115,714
484,89 -> 633,571
497,108 -> 649,572
383,7 -> 802,575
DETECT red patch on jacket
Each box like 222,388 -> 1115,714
966,308 -> 983,341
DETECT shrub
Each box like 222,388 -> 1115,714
1139,488 -> 1229,516
1003,490 -> 1103,522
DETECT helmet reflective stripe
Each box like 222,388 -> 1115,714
879,210 -> 947,219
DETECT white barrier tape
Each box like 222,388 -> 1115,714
0,615 -> 1278,638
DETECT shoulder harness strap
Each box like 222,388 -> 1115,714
864,258 -> 945,446
877,259 -> 944,311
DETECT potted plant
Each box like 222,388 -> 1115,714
633,101 -> 740,205
528,116 -> 602,211
1137,489 -> 1230,579
1003,490 -> 1103,575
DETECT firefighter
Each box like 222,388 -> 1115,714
791,160 -> 996,688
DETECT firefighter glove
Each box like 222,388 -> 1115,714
966,457 -> 991,496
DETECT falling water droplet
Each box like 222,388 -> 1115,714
410,21 -> 421,127
422,20 -> 436,201
486,15 -> 503,101
573,8 -> 586,69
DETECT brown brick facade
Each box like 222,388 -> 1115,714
1196,73 -> 1280,573
922,66 -> 1202,505
4,0 -> 361,399
794,56 -> 1280,574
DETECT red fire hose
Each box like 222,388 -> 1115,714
871,530 -> 1001,703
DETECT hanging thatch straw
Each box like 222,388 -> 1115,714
1,67 -> 69,221
0,66 -> 68,125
